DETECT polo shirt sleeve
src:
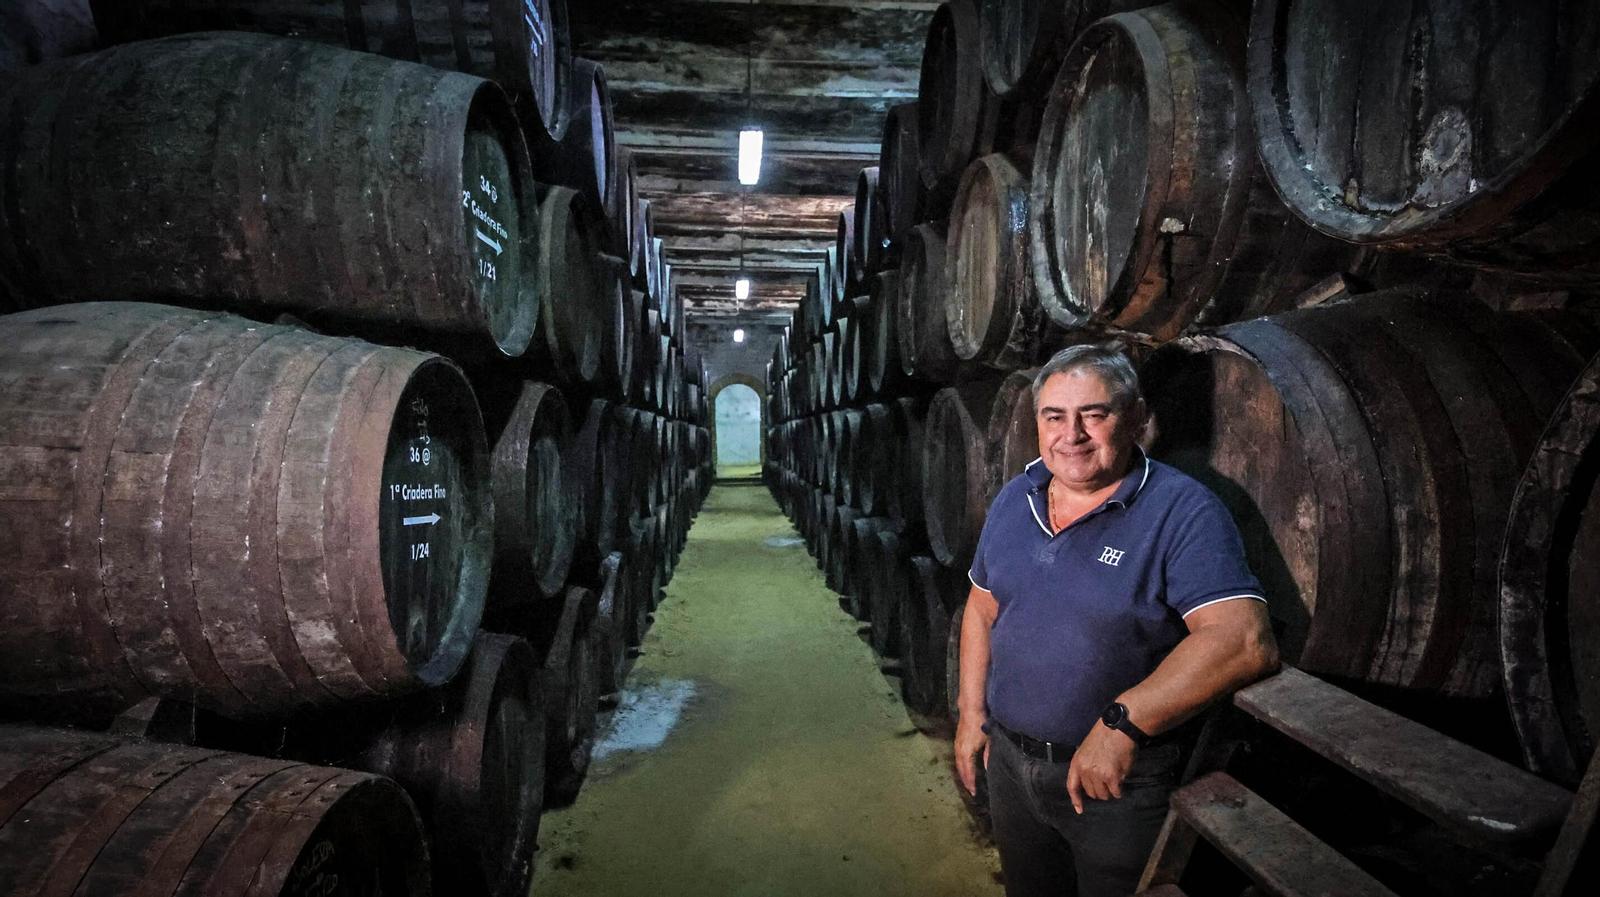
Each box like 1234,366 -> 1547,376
967,487 -> 1000,593
1163,492 -> 1265,618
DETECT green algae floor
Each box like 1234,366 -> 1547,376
531,483 -> 1004,897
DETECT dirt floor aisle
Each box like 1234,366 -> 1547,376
532,482 -> 1004,896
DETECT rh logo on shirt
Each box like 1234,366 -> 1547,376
1098,546 -> 1125,566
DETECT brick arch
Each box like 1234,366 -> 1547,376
709,374 -> 767,471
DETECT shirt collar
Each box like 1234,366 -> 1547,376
1024,448 -> 1152,508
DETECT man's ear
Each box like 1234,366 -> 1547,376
1133,398 -> 1158,451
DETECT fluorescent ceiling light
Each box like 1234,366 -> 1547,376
733,328 -> 746,343
738,129 -> 763,185
735,277 -> 751,300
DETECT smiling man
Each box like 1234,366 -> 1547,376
955,343 -> 1279,897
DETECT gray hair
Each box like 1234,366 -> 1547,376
1031,343 -> 1142,408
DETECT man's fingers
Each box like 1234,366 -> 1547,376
1066,764 -> 1084,814
956,753 -> 976,796
1107,774 -> 1123,800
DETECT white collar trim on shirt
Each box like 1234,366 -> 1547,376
1022,453 -> 1152,537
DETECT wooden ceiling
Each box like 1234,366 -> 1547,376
571,0 -> 936,325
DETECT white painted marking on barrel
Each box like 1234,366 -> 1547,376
476,229 -> 503,255
402,512 -> 442,527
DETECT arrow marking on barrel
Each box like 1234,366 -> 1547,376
476,229 -> 503,255
403,512 -> 442,527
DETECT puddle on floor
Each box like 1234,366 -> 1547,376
763,534 -> 805,548
592,678 -> 699,762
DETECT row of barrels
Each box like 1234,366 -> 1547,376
0,3 -> 696,409
0,4 -> 714,891
768,0 -> 1600,808
792,0 -> 1600,382
0,300 -> 712,894
774,280 -> 1600,790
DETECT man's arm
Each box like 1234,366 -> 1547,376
1065,597 -> 1278,812
955,583 -> 998,796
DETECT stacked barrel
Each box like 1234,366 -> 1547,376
0,3 -> 711,895
765,0 -> 1600,826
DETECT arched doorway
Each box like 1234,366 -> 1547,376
713,383 -> 762,474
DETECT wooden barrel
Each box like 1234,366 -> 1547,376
0,0 -> 97,75
533,585 -> 600,804
846,517 -> 896,618
946,153 -> 1041,369
533,185 -> 605,385
824,329 -> 846,409
918,0 -> 997,202
987,368 -> 1041,483
92,1 -> 573,140
594,551 -> 630,696
944,600 -> 993,834
901,556 -> 956,721
0,33 -> 537,356
533,57 -> 615,214
827,504 -> 859,596
924,380 -> 1003,568
0,724 -> 429,896
626,515 -> 663,640
0,303 -> 491,721
865,272 -> 905,396
1500,350 -> 1600,784
976,0 -> 1126,99
568,398 -> 625,571
839,311 -> 864,406
1144,289 -> 1599,698
890,397 -> 930,529
852,167 -> 886,282
490,382 -> 574,606
857,403 -> 895,518
833,208 -> 856,305
869,529 -> 908,657
359,632 -> 544,897
631,197 -> 653,289
880,101 -> 925,253
595,264 -> 633,394
607,146 -> 638,261
1249,0 -> 1600,282
833,409 -> 860,508
601,405 -> 644,550
898,222 -> 964,381
1030,0 -> 1358,341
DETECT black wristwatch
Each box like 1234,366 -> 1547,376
1101,701 -> 1152,747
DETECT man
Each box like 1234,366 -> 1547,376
956,344 -> 1278,897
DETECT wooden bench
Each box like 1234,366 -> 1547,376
1234,666 -> 1571,849
1138,666 -> 1589,896
1141,771 -> 1398,897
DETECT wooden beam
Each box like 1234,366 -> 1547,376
619,130 -> 881,156
610,89 -> 892,146
572,2 -> 929,69
660,232 -> 829,257
632,146 -> 871,197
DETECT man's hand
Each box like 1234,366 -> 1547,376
954,714 -> 989,796
1065,723 -> 1137,813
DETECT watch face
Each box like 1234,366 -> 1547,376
1102,702 -> 1126,726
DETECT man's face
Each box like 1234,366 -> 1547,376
1034,368 -> 1145,493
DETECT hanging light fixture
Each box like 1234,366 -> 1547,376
738,129 -> 763,186
735,277 -> 750,300
737,14 -> 762,186
733,328 -> 746,343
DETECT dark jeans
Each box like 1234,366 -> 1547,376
986,728 -> 1181,897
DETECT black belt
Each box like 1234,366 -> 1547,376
991,720 -> 1076,764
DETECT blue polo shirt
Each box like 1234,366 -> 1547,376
969,451 -> 1264,745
